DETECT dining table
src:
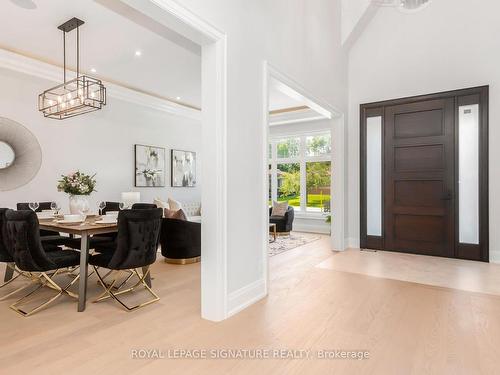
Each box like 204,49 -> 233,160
39,215 -> 152,312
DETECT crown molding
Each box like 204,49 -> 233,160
0,48 -> 201,121
269,107 -> 326,126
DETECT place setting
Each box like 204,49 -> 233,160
27,199 -> 119,227
93,208 -> 119,225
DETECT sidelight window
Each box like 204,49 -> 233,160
458,104 -> 479,245
366,116 -> 382,236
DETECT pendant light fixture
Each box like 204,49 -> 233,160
38,17 -> 106,120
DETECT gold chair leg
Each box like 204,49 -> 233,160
0,271 -> 22,301
9,270 -> 80,317
93,266 -> 159,311
0,265 -> 40,301
94,268 -> 120,302
10,276 -> 62,317
97,268 -> 134,291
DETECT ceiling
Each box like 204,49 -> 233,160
0,0 -> 202,108
268,77 -> 308,112
268,86 -> 306,112
1,0 -> 335,114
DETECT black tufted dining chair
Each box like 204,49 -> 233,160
16,202 -> 74,247
0,208 -> 24,301
5,210 -> 81,316
131,203 -> 157,210
102,201 -> 120,214
89,208 -> 162,311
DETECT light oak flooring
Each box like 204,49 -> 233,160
317,248 -> 500,296
1,235 -> 500,374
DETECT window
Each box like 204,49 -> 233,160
277,137 -> 300,159
306,135 -> 331,156
366,116 -> 382,236
459,104 -> 479,244
277,163 -> 300,209
306,161 -> 331,212
269,132 -> 331,214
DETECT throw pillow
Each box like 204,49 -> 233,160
154,197 -> 169,209
271,201 -> 289,217
164,208 -> 187,221
168,197 -> 183,211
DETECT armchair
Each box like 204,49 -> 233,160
160,218 -> 201,264
269,206 -> 294,234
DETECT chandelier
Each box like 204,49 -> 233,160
372,0 -> 431,13
38,18 -> 106,120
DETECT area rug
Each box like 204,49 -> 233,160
268,232 -> 321,257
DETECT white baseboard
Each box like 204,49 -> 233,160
293,217 -> 330,234
490,250 -> 500,264
227,279 -> 267,318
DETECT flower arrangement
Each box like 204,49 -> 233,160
57,171 -> 96,196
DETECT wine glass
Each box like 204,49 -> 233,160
50,201 -> 60,215
79,200 -> 90,222
119,202 -> 126,210
28,202 -> 39,212
98,201 -> 106,216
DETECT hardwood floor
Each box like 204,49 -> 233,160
317,248 -> 500,296
1,236 -> 500,374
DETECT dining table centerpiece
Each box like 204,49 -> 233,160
57,170 -> 97,214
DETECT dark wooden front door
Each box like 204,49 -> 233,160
384,98 -> 455,257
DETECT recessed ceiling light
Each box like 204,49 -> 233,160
135,50 -> 142,57
90,68 -> 96,73
176,96 -> 181,100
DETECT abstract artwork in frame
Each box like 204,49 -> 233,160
171,149 -> 196,187
134,144 -> 166,187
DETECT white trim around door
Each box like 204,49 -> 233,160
119,0 -> 228,321
262,63 -> 347,288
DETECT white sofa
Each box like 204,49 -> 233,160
182,202 -> 202,223
154,198 -> 201,222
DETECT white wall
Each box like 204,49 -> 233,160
175,0 -> 348,298
347,0 -> 500,260
341,0 -> 372,44
0,68 -> 201,210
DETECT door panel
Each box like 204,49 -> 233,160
394,109 -> 444,138
394,145 -> 445,171
394,180 -> 444,207
385,98 -> 455,257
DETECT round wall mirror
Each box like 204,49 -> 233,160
0,117 -> 42,191
0,141 -> 15,169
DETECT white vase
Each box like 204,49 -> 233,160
69,195 -> 90,215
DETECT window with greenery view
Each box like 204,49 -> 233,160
277,137 -> 300,159
306,135 -> 331,156
277,163 -> 300,209
306,161 -> 331,212
269,133 -> 331,214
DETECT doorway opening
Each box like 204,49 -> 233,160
103,0 -> 228,320
262,63 -> 346,288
